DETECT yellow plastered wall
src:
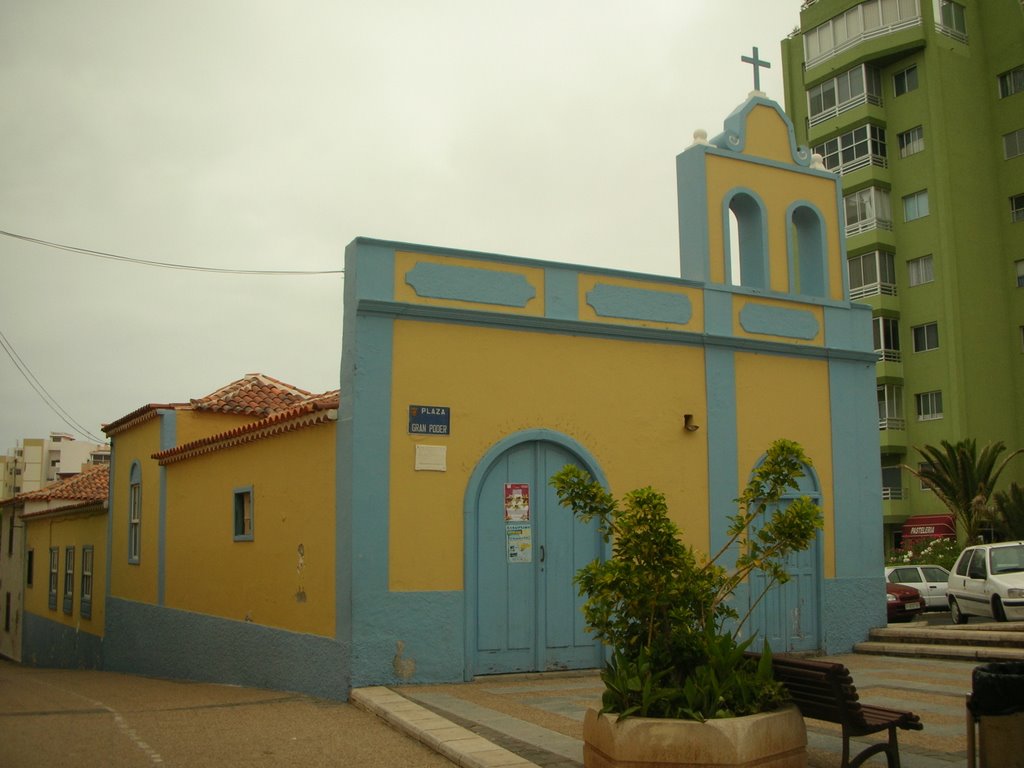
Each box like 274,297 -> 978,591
23,510 -> 107,637
162,424 -> 336,636
734,352 -> 835,579
388,319 -> 710,591
704,156 -> 843,300
109,418 -> 161,603
176,410 -> 258,444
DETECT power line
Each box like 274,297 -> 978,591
0,329 -> 107,444
0,229 -> 344,276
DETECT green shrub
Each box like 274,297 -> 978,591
550,438 -> 823,721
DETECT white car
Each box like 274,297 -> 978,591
947,541 -> 1024,624
885,564 -> 950,610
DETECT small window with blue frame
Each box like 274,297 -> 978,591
234,487 -> 254,541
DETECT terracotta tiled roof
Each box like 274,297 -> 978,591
190,373 -> 315,416
153,395 -> 339,465
1,465 -> 109,507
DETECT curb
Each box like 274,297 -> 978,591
351,686 -> 541,768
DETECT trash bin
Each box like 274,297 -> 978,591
967,662 -> 1024,768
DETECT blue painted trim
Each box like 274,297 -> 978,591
824,303 -> 873,351
705,347 -> 738,568
829,359 -> 884,579
351,237 -> 705,291
586,284 -> 692,325
704,290 -> 733,337
156,409 -> 176,606
406,262 -> 536,307
785,200 -> 830,298
544,267 -> 578,320
355,301 -> 877,363
105,441 -> 116,599
676,148 -> 711,282
739,304 -> 820,340
710,95 -> 813,167
463,429 -> 610,681
232,485 -> 255,542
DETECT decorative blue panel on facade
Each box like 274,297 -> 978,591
406,263 -> 536,307
586,284 -> 692,325
739,304 -> 819,340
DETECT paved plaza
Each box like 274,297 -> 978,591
0,650 -> 1008,767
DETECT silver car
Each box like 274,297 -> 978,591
947,541 -> 1024,624
885,564 -> 950,610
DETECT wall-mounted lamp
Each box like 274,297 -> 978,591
683,414 -> 700,432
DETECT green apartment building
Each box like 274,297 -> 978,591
781,0 -> 1024,551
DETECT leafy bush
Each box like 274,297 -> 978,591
550,438 -> 823,722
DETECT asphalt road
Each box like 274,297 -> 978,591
0,659 -> 455,768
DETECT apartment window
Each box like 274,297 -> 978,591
898,126 -> 924,157
807,64 -> 882,125
848,250 -> 897,298
873,316 -> 901,361
1012,194 -> 1024,223
908,255 -> 934,286
234,487 -> 254,541
894,65 -> 918,96
938,0 -> 966,41
80,546 -> 94,620
844,187 -> 892,235
1000,66 -> 1024,98
63,546 -> 75,615
3,592 -> 9,633
903,189 -> 929,221
912,321 -> 939,351
814,124 -> 887,175
881,465 -> 904,500
1017,260 -> 1024,287
877,383 -> 905,430
919,462 -> 934,490
1020,326 -> 1024,353
915,390 -> 943,420
48,548 -> 58,610
128,462 -> 141,564
1005,129 -> 1024,160
26,549 -> 34,587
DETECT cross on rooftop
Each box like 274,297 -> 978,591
741,46 -> 771,92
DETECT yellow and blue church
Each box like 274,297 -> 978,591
92,91 -> 883,699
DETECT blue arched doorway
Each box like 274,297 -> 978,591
464,430 -> 605,677
747,457 -> 823,653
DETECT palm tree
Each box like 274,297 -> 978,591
993,483 -> 1024,541
905,440 -> 1023,542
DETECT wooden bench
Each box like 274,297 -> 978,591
756,654 -> 923,768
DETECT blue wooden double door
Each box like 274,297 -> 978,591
748,468 -> 822,654
471,441 -> 603,675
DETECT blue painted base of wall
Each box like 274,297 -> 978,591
822,577 -> 886,654
104,598 -> 350,700
351,590 -> 464,688
22,611 -> 103,669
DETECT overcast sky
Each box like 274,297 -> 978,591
0,1 -> 798,452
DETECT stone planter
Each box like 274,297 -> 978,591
582,703 -> 807,768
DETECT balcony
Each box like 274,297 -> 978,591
879,416 -> 906,431
882,486 -> 907,501
806,17 -> 923,70
809,92 -> 882,129
850,281 -> 897,300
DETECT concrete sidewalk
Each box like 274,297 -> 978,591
352,653 -> 981,768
